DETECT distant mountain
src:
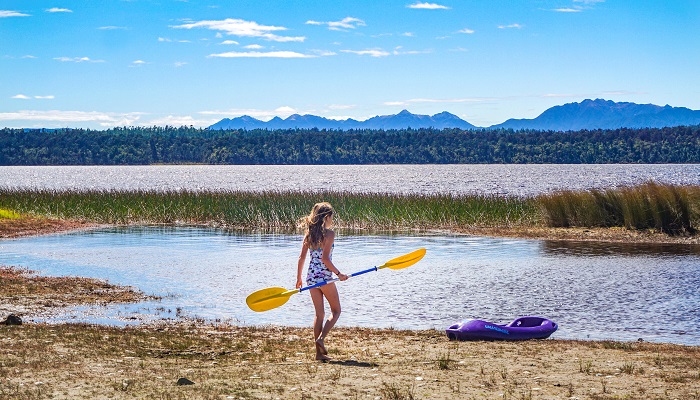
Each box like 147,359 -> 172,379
209,99 -> 700,131
490,99 -> 700,131
208,110 -> 477,130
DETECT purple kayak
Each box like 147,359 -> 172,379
446,316 -> 557,341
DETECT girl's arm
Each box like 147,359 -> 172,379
322,230 -> 348,281
296,241 -> 308,289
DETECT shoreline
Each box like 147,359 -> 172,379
2,220 -> 700,398
3,215 -> 700,245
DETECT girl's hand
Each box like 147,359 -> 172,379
296,278 -> 303,289
337,273 -> 349,281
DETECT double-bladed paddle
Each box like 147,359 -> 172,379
246,248 -> 426,312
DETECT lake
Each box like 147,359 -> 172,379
1,164 -> 699,196
1,226 -> 698,346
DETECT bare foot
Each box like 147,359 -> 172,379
315,353 -> 331,362
315,338 -> 328,355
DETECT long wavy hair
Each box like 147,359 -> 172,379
299,202 -> 334,249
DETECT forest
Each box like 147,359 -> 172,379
1,125 -> 699,165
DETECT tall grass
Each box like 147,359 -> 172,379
0,188 -> 538,231
537,182 -> 699,235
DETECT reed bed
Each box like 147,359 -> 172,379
537,182 -> 700,235
0,188 -> 538,231
3,183 -> 699,235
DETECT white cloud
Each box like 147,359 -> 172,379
220,40 -> 239,45
407,2 -> 450,10
310,49 -> 337,56
199,106 -> 298,121
574,0 -> 605,3
35,95 -> 55,99
173,18 -> 305,43
553,8 -> 582,12
46,8 -> 72,13
393,46 -> 431,56
174,61 -> 188,67
328,104 -> 356,110
98,26 -> 128,30
341,49 -> 390,57
0,110 -> 144,126
12,94 -> 31,100
384,97 -> 494,106
208,51 -> 315,58
243,44 -> 264,50
306,17 -> 366,31
0,10 -> 30,17
54,56 -> 105,63
458,28 -> 475,34
498,23 -> 524,29
142,115 -> 218,127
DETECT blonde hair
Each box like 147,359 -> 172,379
299,202 -> 334,248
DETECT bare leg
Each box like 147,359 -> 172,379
315,283 -> 342,355
309,288 -> 330,360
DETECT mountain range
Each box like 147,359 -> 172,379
208,99 -> 700,131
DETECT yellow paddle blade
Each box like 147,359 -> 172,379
246,287 -> 299,312
381,248 -> 426,270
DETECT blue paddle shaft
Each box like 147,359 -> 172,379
298,266 -> 378,292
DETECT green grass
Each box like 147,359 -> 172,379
0,188 -> 538,230
2,182 -> 699,235
0,208 -> 21,220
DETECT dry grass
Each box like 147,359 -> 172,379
0,323 -> 698,399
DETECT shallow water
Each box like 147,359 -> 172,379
1,164 -> 699,196
1,227 -> 698,345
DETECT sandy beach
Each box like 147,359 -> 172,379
2,218 -> 699,399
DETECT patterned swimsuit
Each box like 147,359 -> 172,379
306,244 -> 334,286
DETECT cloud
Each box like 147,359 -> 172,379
310,49 -> 337,56
407,2 -> 450,10
54,56 -> 105,63
173,18 -> 305,42
98,26 -> 128,30
458,28 -> 475,34
199,106 -> 298,121
12,94 -> 31,100
328,104 -> 356,110
142,115 -> 218,127
341,49 -> 390,57
0,110 -> 145,127
243,44 -> 264,49
1,10 -> 30,17
384,97 -> 494,106
553,8 -> 582,12
35,95 -> 55,99
46,8 -> 72,13
220,40 -> 239,45
393,46 -> 432,55
498,23 -> 524,29
208,51 -> 316,58
306,17 -> 366,31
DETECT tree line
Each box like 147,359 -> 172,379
1,125 -> 699,165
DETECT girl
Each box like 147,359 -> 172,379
297,202 -> 348,361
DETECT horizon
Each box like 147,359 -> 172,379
1,1 -> 699,130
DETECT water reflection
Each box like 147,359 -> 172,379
541,240 -> 700,257
0,227 -> 698,346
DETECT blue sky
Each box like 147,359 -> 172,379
1,0 -> 699,129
